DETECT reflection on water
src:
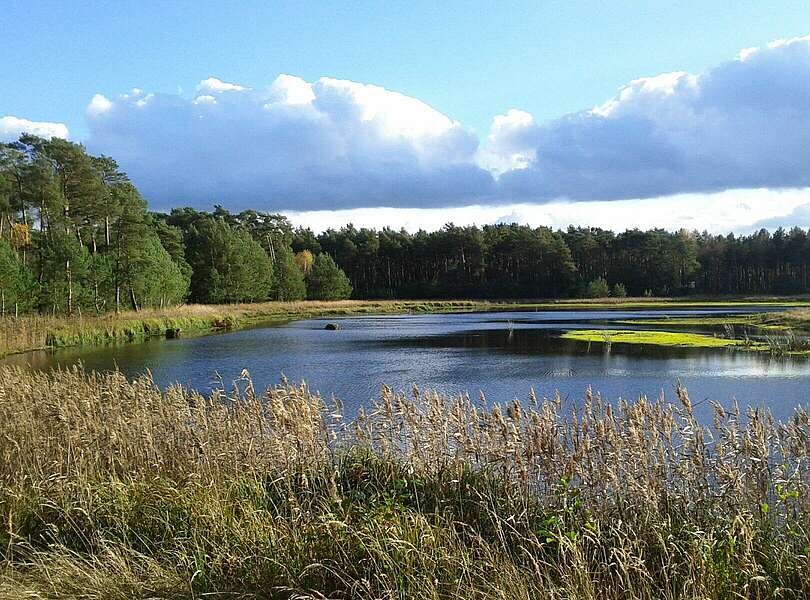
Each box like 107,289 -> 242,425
3,307 -> 809,421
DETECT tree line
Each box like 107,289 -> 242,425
3,134 -> 810,315
0,136 -> 350,315
295,222 -> 810,299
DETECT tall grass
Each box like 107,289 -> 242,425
1,366 -> 808,598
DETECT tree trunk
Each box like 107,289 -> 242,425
67,258 -> 73,316
94,280 -> 101,315
130,286 -> 139,312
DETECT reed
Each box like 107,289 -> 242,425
0,366 -> 808,598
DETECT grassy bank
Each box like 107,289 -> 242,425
4,296 -> 810,359
0,300 -> 489,358
0,366 -> 808,599
763,308 -> 810,330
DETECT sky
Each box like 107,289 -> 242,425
3,1 -> 810,233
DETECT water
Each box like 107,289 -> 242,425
4,306 -> 809,420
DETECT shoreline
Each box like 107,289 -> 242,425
2,296 -> 810,359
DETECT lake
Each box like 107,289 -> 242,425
4,306 -> 809,420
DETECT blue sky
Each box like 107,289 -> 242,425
3,1 -> 810,232
5,0 -> 810,137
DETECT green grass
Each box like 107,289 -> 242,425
560,328 -> 752,348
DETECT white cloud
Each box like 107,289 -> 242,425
487,35 -> 810,202
476,109 -> 537,175
86,94 -> 114,117
0,116 -> 69,141
269,74 -> 315,105
197,77 -> 248,93
284,188 -> 810,235
21,33 -> 810,218
86,74 -> 492,210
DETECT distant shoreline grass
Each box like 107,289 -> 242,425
0,366 -> 807,599
2,296 -> 810,359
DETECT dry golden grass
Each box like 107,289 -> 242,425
1,366 -> 808,598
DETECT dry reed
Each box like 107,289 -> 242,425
0,366 -> 808,598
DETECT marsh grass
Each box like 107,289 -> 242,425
0,300 -> 486,358
560,328 -> 750,348
1,366 -> 808,598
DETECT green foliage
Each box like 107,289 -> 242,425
585,277 -> 610,298
0,238 -> 35,313
129,237 -> 190,308
36,231 -> 92,314
7,132 -> 810,314
272,244 -> 307,300
185,216 -> 274,304
611,282 -> 627,297
307,253 -> 353,300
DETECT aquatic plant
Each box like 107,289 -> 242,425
560,328 -> 749,348
1,366 -> 808,598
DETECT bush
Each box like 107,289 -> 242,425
585,277 -> 610,298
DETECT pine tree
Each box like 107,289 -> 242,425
307,254 -> 352,300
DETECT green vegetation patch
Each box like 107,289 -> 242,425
560,328 -> 750,348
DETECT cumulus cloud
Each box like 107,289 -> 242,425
0,116 -> 69,141
487,35 -> 810,201
19,34 -> 810,213
197,77 -> 248,93
85,75 -> 493,210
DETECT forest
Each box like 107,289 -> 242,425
3,135 -> 810,315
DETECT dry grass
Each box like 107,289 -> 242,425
1,366 -> 808,598
766,308 -> 810,330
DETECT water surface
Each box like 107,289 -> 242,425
5,306 -> 809,420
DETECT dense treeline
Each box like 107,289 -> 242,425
4,134 -> 810,315
299,223 -> 810,299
